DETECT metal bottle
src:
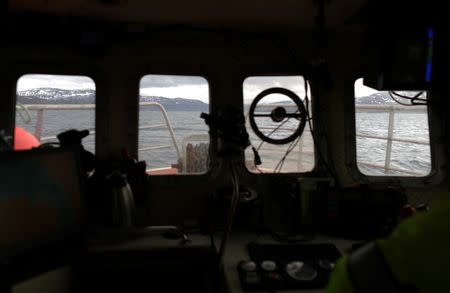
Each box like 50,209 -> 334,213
110,172 -> 136,228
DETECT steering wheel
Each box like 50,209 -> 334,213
248,87 -> 307,145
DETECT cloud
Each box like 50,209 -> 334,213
243,76 -> 306,103
17,74 -> 95,91
140,75 -> 208,88
140,85 -> 209,103
16,74 -> 311,104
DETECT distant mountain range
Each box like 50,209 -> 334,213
17,88 -> 96,104
355,92 -> 396,105
17,87 -> 413,110
17,87 -> 209,111
255,93 -> 400,106
139,96 -> 208,111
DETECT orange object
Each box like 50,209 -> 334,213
14,127 -> 40,150
146,168 -> 178,175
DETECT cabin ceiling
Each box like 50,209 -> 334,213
8,0 -> 367,30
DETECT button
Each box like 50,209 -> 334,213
286,261 -> 304,272
261,260 -> 277,271
240,261 -> 257,272
286,261 -> 318,281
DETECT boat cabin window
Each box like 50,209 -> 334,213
354,78 -> 431,176
15,74 -> 96,152
243,76 -> 314,173
138,74 -> 209,175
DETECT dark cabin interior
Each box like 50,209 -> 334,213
0,0 -> 449,292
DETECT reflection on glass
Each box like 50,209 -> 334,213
354,78 -> 431,177
15,74 -> 96,153
138,74 -> 210,175
243,76 -> 315,174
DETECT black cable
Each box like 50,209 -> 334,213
303,78 -> 338,181
388,92 -> 414,106
256,109 -> 300,151
391,91 -> 426,101
218,160 -> 240,266
273,77 -> 313,173
390,91 -> 428,105
251,76 -> 324,174
250,107 -> 301,172
250,145 -> 263,172
273,139 -> 297,172
274,136 -> 301,173
255,166 -> 263,173
277,139 -> 299,172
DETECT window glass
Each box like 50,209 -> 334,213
15,74 -> 95,152
139,75 -> 209,175
244,76 -> 314,173
354,78 -> 431,176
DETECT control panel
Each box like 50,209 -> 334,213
238,243 -> 341,291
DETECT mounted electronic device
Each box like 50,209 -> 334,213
364,27 -> 436,91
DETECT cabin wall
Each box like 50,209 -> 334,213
1,27 -> 449,230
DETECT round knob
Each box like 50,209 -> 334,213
286,261 -> 317,281
260,260 -> 277,271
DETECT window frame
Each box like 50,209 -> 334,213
345,76 -> 445,186
241,73 -> 317,175
137,73 -> 212,176
13,71 -> 98,154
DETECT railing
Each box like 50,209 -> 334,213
17,103 -> 429,175
248,129 -> 314,172
139,102 -> 181,161
19,103 -> 182,163
250,103 -> 313,172
355,104 -> 429,176
251,103 -> 429,175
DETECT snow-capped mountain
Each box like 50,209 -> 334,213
17,88 -> 95,104
139,96 -> 208,111
16,88 -> 209,111
355,92 -> 395,105
355,92 -> 426,105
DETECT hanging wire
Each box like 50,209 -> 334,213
270,76 -> 313,173
392,91 -> 426,102
252,78 -> 310,173
218,160 -> 240,266
265,75 -> 338,175
251,106 -> 300,173
388,91 -> 428,106
274,136 -> 302,173
250,145 -> 263,173
256,109 -> 300,151
388,92 -> 413,106
303,77 -> 338,180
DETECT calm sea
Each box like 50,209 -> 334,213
15,108 -> 431,175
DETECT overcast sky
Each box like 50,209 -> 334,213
17,74 -> 96,91
17,74 -> 377,103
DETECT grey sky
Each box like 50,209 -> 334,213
17,74 -> 96,91
16,74 -> 376,104
140,75 -> 207,88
